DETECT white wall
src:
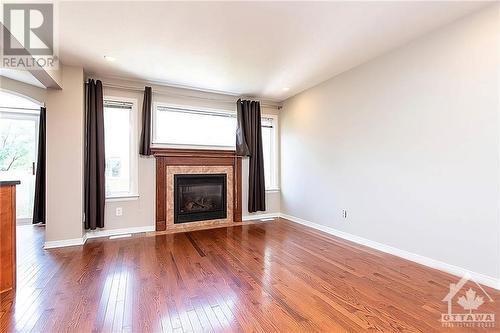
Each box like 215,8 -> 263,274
281,5 -> 500,280
99,81 -> 280,233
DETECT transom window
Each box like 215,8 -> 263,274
154,106 -> 236,148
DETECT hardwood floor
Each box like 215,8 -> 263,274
1,219 -> 498,332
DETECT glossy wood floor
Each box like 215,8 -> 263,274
1,220 -> 499,332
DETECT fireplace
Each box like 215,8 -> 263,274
174,174 -> 227,224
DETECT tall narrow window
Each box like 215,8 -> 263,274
261,115 -> 278,190
103,99 -> 138,198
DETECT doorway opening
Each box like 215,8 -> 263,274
0,90 -> 42,226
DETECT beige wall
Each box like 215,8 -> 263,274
0,76 -> 46,103
45,65 -> 85,242
1,67 -> 83,244
280,5 -> 500,279
2,69 -> 280,241
99,87 -> 155,232
100,82 -> 280,232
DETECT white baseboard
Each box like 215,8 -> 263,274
16,218 -> 32,226
44,226 -> 154,249
86,225 -> 155,240
280,213 -> 500,291
44,217 -> 276,249
44,236 -> 86,249
243,213 -> 280,221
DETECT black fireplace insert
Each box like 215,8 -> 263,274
174,174 -> 227,224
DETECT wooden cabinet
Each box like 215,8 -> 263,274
0,181 -> 19,294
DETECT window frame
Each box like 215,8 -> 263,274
103,96 -> 139,200
261,113 -> 279,191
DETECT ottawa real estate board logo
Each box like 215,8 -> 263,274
1,2 -> 58,70
441,274 -> 495,328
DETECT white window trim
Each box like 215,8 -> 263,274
106,194 -> 139,202
151,143 -> 235,151
263,113 -> 280,191
103,96 -> 139,200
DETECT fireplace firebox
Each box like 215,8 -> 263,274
174,174 -> 227,224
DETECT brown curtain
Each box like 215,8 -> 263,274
236,99 -> 266,212
33,107 -> 46,224
139,86 -> 152,156
84,79 -> 105,230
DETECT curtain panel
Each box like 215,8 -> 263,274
139,86 -> 152,156
33,107 -> 46,224
84,79 -> 106,230
236,99 -> 266,212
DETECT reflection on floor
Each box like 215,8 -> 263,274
1,220 -> 499,332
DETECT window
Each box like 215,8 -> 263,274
154,106 -> 236,147
153,104 -> 279,190
261,115 -> 279,190
103,98 -> 138,198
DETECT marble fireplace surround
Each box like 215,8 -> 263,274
152,148 -> 242,232
167,165 -> 233,230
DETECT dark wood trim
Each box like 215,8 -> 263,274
0,180 -> 21,186
151,147 -> 236,158
155,158 -> 167,231
153,148 -> 242,231
233,157 -> 242,222
160,156 -> 235,166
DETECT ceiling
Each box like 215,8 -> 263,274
58,1 -> 489,101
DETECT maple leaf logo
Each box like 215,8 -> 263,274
457,288 -> 484,313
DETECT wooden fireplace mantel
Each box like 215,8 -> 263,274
152,147 -> 243,231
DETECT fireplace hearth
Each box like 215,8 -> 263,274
174,174 -> 227,224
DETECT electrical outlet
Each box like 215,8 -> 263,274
115,207 -> 123,216
342,209 -> 348,219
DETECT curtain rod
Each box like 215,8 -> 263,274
85,81 -> 281,109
